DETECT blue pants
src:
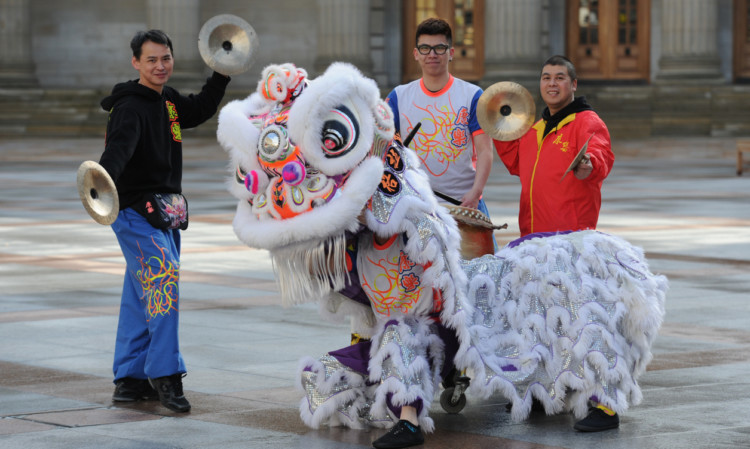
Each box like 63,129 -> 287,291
477,198 -> 499,252
111,208 -> 186,381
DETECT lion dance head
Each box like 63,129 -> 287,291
217,63 -> 414,304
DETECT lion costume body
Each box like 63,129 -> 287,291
216,62 -> 667,432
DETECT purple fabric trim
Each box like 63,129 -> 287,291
387,392 -> 423,417
338,277 -> 370,307
326,320 -> 461,420
506,230 -> 575,248
328,341 -> 372,375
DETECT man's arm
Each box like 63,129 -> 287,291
173,72 -> 231,129
493,138 -> 521,177
461,132 -> 492,208
99,107 -> 140,182
574,115 -> 613,182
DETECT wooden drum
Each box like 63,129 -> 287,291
447,205 -> 507,260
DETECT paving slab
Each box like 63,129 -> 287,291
1,136 -> 749,448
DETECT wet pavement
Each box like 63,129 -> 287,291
1,135 -> 749,448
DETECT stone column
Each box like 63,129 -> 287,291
0,0 -> 37,86
147,0 -> 204,87
314,0 -> 372,76
656,0 -> 722,81
482,0 -> 545,85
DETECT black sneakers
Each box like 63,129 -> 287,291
372,419 -> 424,449
149,374 -> 191,413
574,407 -> 619,432
112,377 -> 158,402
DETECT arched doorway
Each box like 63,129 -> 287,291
566,0 -> 650,80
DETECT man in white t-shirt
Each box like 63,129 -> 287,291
386,18 -> 493,220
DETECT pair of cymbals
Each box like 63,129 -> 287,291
477,81 -> 536,141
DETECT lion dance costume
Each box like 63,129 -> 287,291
216,62 -> 668,433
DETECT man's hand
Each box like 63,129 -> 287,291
574,154 -> 593,180
460,188 -> 482,209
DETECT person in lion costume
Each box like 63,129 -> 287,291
216,62 -> 667,449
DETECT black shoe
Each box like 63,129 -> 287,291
112,377 -> 158,402
574,407 -> 619,432
372,420 -> 424,449
149,374 -> 191,413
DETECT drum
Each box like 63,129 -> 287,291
447,205 -> 507,260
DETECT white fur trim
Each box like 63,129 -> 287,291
455,230 -> 668,421
366,317 -> 445,434
288,62 -> 392,177
297,356 -> 368,429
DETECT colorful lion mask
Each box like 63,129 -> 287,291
217,63 -> 420,306
218,63 -> 394,246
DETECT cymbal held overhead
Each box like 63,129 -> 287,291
477,81 -> 536,141
198,14 -> 259,76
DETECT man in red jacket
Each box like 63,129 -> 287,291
494,55 -> 614,237
494,55 -> 620,432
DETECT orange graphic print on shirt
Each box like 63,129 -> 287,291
363,248 -> 423,317
407,103 -> 470,177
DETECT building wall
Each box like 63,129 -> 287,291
717,0 -> 733,81
19,0 -> 738,90
31,1 -> 145,88
3,0 -> 749,139
28,0 -> 319,90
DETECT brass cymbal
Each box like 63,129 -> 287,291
76,160 -> 119,225
477,81 -> 535,141
198,14 -> 259,76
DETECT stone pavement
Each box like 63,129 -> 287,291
1,135 -> 749,449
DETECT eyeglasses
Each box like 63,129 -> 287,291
416,44 -> 450,55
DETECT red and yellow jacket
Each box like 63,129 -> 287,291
494,104 -> 614,237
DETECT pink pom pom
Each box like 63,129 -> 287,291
281,160 -> 306,186
244,170 -> 260,194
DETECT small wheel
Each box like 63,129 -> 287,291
440,387 -> 467,414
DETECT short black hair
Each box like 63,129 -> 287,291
416,18 -> 452,47
130,29 -> 173,59
542,55 -> 577,81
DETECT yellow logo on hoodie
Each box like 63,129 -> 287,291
165,101 -> 182,142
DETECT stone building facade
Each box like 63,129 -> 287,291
0,0 -> 748,139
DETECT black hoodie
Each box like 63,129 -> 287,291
541,96 -> 594,138
99,72 -> 229,209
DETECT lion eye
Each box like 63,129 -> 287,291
320,105 -> 359,158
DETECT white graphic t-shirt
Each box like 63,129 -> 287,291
356,233 -> 442,319
386,75 -> 484,202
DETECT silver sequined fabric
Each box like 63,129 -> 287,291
378,320 -> 425,388
301,355 -> 358,417
460,230 -> 668,418
301,317 -> 443,429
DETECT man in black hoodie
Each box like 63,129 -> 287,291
98,29 -> 229,413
